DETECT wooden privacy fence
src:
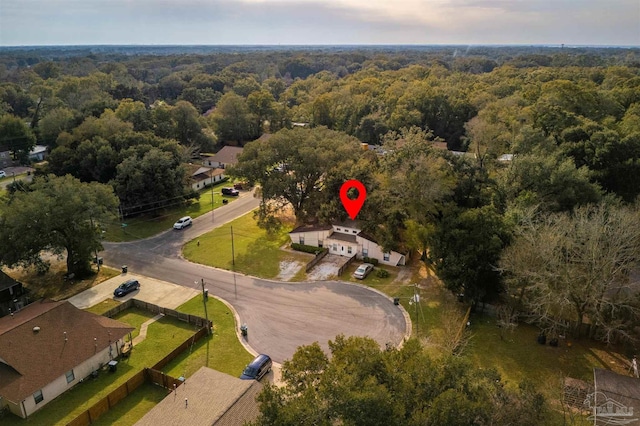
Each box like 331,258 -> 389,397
103,299 -> 212,329
67,370 -> 146,426
152,326 -> 209,371
305,249 -> 329,272
66,300 -> 211,426
337,254 -> 357,276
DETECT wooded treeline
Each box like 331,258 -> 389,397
1,46 -> 639,344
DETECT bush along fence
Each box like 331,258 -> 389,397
66,302 -> 211,426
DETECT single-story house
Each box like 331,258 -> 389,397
0,144 -> 11,168
0,300 -> 134,418
289,221 -> 406,266
202,146 -> 244,169
0,270 -> 28,318
190,166 -> 226,191
28,145 -> 48,162
135,366 -> 262,426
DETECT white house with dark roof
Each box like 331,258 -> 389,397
202,146 -> 244,169
289,221 -> 406,266
190,166 -> 226,191
0,300 -> 133,419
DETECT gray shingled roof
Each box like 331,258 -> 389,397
135,367 -> 262,426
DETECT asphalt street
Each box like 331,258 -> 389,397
101,191 -> 408,363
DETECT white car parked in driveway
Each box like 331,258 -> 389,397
0,171 -> 6,178
173,216 -> 192,230
353,263 -> 374,279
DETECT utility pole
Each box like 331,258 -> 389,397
210,171 -> 214,222
200,278 -> 210,335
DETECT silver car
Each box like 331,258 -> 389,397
353,263 -> 374,279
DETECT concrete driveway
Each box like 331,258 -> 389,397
68,272 -> 200,310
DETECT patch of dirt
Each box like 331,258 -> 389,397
306,263 -> 340,281
277,261 -> 304,281
4,254 -> 118,300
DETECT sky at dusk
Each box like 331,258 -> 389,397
1,0 -> 638,46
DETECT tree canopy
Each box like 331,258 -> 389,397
0,174 -> 118,276
251,336 -> 546,426
231,126 -> 363,223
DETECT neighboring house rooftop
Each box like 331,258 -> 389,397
135,366 -> 262,426
0,270 -> 20,293
212,146 -> 244,166
289,224 -> 333,234
594,368 -> 640,411
0,300 -> 133,403
327,232 -> 358,244
29,145 -> 47,155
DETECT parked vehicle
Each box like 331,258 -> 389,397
0,171 -> 6,178
240,354 -> 272,381
173,216 -> 192,230
353,263 -> 374,279
222,187 -> 239,196
114,279 -> 140,297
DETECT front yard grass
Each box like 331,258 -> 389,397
183,212 -> 309,279
103,182 -> 241,242
163,295 -> 254,378
0,311 -> 197,426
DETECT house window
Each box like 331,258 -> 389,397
318,239 -> 323,248
332,244 -> 337,252
34,390 -> 43,404
383,253 -> 390,261
352,230 -> 357,234
299,236 -> 305,245
362,248 -> 368,257
347,246 -> 352,254
336,227 -> 341,231
66,370 -> 75,384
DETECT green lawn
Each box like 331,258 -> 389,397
466,314 -> 630,393
90,383 -> 168,426
163,295 -> 254,378
183,212 -> 309,279
103,181 -> 240,242
0,312 -> 197,426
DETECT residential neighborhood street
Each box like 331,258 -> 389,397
100,191 -> 409,363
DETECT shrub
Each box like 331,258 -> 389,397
291,243 -> 327,255
376,269 -> 390,278
363,257 -> 379,266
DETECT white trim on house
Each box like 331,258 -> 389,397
290,223 -> 406,266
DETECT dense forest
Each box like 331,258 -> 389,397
1,45 -> 640,346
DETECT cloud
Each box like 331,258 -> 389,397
0,0 -> 637,45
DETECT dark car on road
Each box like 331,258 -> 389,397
221,187 -> 239,196
114,279 -> 140,297
240,354 -> 272,381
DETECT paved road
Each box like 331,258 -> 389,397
101,192 -> 408,363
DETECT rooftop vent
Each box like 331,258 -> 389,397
33,326 -> 40,333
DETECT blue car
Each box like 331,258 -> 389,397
240,354 -> 272,381
114,279 -> 140,297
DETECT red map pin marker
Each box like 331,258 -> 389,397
340,179 -> 367,220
